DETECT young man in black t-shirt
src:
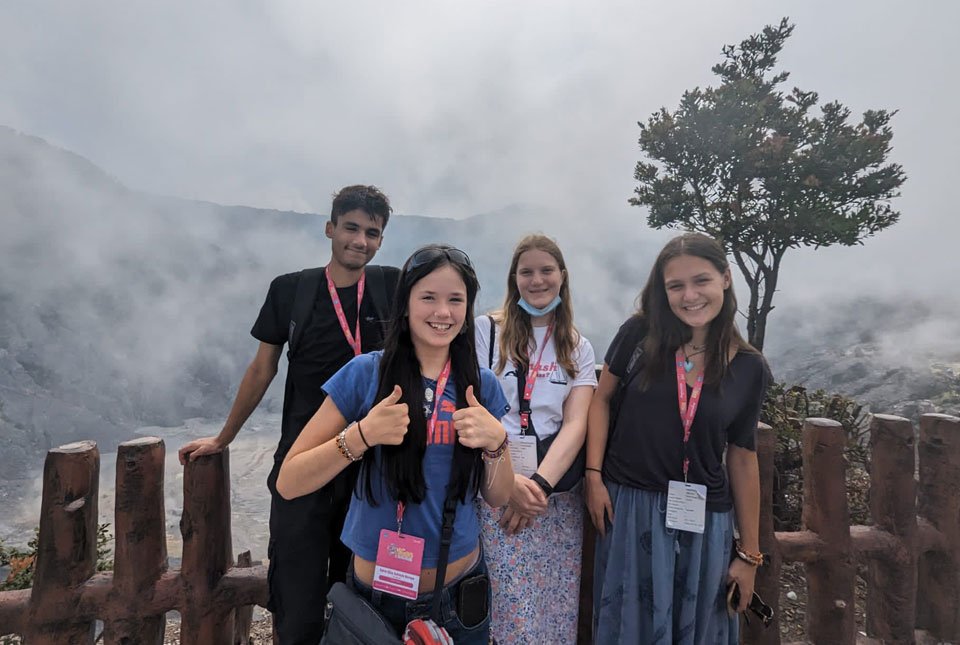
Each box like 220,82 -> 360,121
179,185 -> 400,644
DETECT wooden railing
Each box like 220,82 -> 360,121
2,412 -> 958,644
746,413 -> 960,645
0,439 -> 264,644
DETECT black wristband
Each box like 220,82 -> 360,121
530,473 -> 554,498
585,467 -> 602,474
356,421 -> 371,449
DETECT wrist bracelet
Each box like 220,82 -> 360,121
585,467 -> 602,474
483,433 -> 509,460
336,429 -> 361,462
530,472 -> 554,498
735,540 -> 764,567
356,421 -> 371,449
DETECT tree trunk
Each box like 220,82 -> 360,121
749,254 -> 782,352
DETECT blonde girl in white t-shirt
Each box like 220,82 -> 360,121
475,234 -> 597,645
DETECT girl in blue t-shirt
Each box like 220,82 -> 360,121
276,244 -> 514,644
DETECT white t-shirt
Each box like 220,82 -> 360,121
475,314 -> 597,439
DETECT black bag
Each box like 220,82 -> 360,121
515,367 -> 586,492
321,581 -> 404,644
320,431 -> 473,643
486,315 -> 585,493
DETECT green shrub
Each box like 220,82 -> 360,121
761,383 -> 872,531
0,523 -> 113,591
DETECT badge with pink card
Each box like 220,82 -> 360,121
372,529 -> 425,600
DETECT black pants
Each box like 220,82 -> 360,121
267,464 -> 357,644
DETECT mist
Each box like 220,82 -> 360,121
2,1 -> 959,548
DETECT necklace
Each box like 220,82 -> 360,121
682,346 -> 706,373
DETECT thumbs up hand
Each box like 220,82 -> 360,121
362,385 -> 410,446
453,385 -> 507,451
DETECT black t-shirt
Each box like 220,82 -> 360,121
251,266 -> 400,465
603,315 -> 769,511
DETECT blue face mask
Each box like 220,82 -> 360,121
517,296 -> 562,317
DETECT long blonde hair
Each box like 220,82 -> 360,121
493,235 -> 580,377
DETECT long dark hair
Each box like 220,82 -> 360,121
358,244 -> 484,506
637,233 -> 757,388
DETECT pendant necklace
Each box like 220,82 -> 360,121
424,384 -> 434,416
683,343 -> 706,373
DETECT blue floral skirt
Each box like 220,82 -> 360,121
479,485 -> 583,644
593,481 -> 737,645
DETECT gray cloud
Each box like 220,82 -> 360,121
2,1 -> 959,390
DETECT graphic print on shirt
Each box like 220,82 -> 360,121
547,362 -> 568,386
427,399 -> 458,446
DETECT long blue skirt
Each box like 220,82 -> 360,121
593,482 -> 738,645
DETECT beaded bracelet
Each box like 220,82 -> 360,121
735,540 -> 764,567
336,429 -> 361,462
483,434 -> 509,460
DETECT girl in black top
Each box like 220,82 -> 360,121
585,233 -> 768,644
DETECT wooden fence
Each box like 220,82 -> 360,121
1,412 -> 958,644
746,413 -> 960,645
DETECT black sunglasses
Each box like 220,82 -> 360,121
407,246 -> 474,271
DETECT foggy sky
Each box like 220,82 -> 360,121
2,1 -> 958,301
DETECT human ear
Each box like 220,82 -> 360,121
325,221 -> 334,239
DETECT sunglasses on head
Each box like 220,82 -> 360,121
407,246 -> 474,271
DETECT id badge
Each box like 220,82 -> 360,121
372,529 -> 425,600
665,480 -> 707,534
510,434 -> 539,478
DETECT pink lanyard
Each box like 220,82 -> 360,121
519,322 -> 554,432
675,348 -> 704,481
325,267 -> 364,356
396,359 -> 451,534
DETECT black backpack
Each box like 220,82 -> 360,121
287,264 -> 399,358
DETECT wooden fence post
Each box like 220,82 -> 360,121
801,418 -> 855,645
233,550 -> 254,645
180,448 -> 235,645
102,437 -> 168,645
916,413 -> 960,641
25,441 -> 100,644
864,414 -> 917,644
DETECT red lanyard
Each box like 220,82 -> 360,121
675,348 -> 704,480
519,322 -> 553,432
396,359 -> 451,534
325,267 -> 364,356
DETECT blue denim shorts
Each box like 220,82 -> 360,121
348,544 -> 492,645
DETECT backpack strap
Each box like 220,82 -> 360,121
364,265 -> 395,339
608,321 -> 648,437
287,267 -> 326,359
486,315 -> 495,369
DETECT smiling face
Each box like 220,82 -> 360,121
407,264 -> 468,352
324,208 -> 384,271
515,248 -> 564,311
662,253 -> 731,333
